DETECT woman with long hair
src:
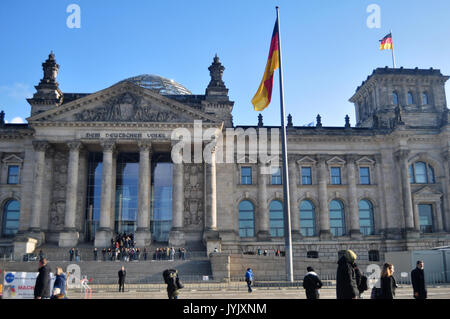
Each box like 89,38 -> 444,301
380,263 -> 397,299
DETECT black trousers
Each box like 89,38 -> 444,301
119,282 -> 125,292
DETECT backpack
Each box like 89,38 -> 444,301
358,275 -> 369,292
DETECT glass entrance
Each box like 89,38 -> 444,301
115,153 -> 139,234
150,154 -> 173,242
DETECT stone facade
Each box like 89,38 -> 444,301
1,52 -> 450,264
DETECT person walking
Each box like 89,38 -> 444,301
380,263 -> 397,299
93,247 -> 98,261
245,268 -> 253,293
53,266 -> 67,297
118,266 -> 126,292
303,267 -> 323,299
163,269 -> 183,299
411,260 -> 427,299
34,258 -> 51,299
336,249 -> 359,299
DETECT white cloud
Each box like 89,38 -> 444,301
10,117 -> 25,124
0,83 -> 33,101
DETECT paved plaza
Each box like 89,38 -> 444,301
67,285 -> 450,299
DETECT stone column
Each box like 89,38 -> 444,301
135,141 -> 152,247
59,141 -> 83,247
442,149 -> 450,232
257,160 -> 270,240
169,144 -> 185,246
346,155 -> 361,239
288,157 -> 301,239
374,154 -> 387,235
317,155 -> 331,239
95,140 -> 115,248
396,149 -> 419,238
29,141 -> 50,243
203,146 -> 217,231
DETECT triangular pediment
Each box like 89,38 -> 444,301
327,156 -> 346,165
413,186 -> 443,198
27,81 -> 221,124
356,156 -> 375,165
2,154 -> 23,164
297,156 -> 317,165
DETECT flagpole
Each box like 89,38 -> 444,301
390,29 -> 397,68
275,6 -> 294,283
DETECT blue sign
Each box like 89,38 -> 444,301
5,273 -> 15,283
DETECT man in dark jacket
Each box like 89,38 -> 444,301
336,249 -> 359,299
118,266 -> 126,292
303,267 -> 323,299
34,258 -> 51,299
163,269 -> 181,299
411,260 -> 427,299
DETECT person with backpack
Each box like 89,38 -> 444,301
353,263 -> 369,298
336,249 -> 359,299
163,269 -> 183,299
245,268 -> 253,293
302,267 -> 323,299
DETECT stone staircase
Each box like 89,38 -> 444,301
0,241 -> 211,284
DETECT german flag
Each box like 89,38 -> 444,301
251,19 -> 280,111
379,33 -> 393,50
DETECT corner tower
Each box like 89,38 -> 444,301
27,51 -> 63,116
349,67 -> 449,129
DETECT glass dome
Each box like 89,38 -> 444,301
120,74 -> 192,95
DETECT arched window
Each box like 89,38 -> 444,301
329,200 -> 346,236
409,162 -> 435,184
238,200 -> 255,238
422,92 -> 429,105
269,200 -> 284,237
408,92 -> 414,105
392,92 -> 399,105
359,200 -> 375,236
2,200 -> 20,237
299,200 -> 316,236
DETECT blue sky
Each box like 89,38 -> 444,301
1,0 -> 450,126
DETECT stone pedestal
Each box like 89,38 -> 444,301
13,236 -> 38,261
58,230 -> 79,247
405,228 -> 421,240
349,229 -> 363,240
257,230 -> 271,241
203,229 -> 220,255
135,229 -> 152,247
94,228 -> 113,248
169,229 -> 186,247
319,230 -> 332,240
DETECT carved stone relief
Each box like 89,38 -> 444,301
48,150 -> 68,230
183,164 -> 204,228
74,92 -> 191,122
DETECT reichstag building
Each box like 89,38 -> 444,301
1,52 -> 450,263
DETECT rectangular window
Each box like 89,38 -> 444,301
241,167 -> 252,185
418,204 -> 434,233
331,167 -> 341,185
271,167 -> 282,185
301,167 -> 312,185
7,165 -> 20,184
359,167 -> 370,185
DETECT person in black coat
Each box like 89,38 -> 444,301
303,267 -> 323,299
118,266 -> 126,292
336,250 -> 359,299
34,258 -> 51,299
380,263 -> 397,299
411,260 -> 427,299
